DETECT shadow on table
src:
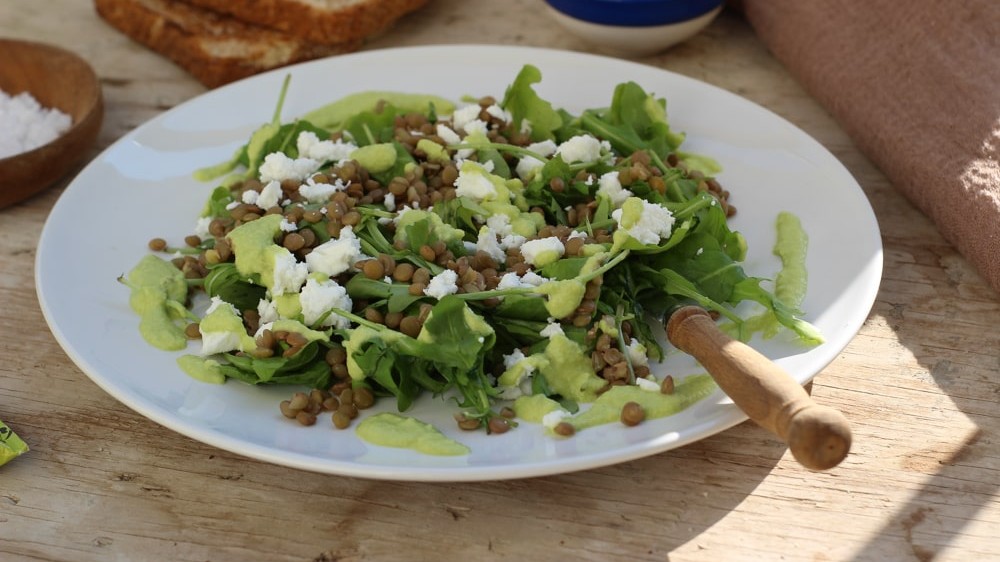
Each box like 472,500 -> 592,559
849,239 -> 1000,561
312,420 -> 782,560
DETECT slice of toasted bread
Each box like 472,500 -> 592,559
178,0 -> 430,45
95,0 -> 362,88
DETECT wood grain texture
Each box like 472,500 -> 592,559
1,1 -> 998,561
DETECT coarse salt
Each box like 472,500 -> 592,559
0,89 -> 72,159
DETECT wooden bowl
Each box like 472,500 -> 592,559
0,39 -> 103,209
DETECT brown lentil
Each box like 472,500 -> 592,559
332,410 -> 351,429
487,417 -> 511,434
454,413 -> 481,431
620,402 -> 645,426
399,315 -> 422,338
148,238 -> 167,251
361,259 -> 385,280
352,386 -> 375,409
338,402 -> 359,420
184,323 -> 201,339
392,263 -> 415,282
554,422 -> 575,437
660,375 -> 675,395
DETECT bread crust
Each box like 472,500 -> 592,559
95,0 -> 362,87
180,0 -> 430,45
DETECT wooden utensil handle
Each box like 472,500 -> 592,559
666,306 -> 851,470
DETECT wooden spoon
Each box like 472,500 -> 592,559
0,39 -> 103,209
666,306 -> 851,470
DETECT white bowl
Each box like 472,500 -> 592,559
546,4 -> 723,56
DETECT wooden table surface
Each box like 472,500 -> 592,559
2,1 -> 998,561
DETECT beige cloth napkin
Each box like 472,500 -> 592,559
743,0 -> 1000,294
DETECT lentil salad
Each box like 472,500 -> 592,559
121,65 -> 821,438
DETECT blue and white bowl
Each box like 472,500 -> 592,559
544,0 -> 725,56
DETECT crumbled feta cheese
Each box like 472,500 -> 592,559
496,353 -> 538,400
486,214 -> 513,237
597,171 -> 632,207
279,218 -> 298,232
435,123 -> 462,146
503,348 -> 527,370
194,217 -> 213,239
555,135 -> 603,164
584,175 -> 595,186
519,236 -> 565,267
696,247 -> 704,256
542,409 -> 570,429
528,140 -> 558,157
626,338 -> 649,367
253,321 -> 275,340
257,298 -> 279,325
500,233 -> 527,250
611,198 -> 676,245
515,157 -> 544,181
567,230 -> 587,241
497,270 -> 550,291
205,296 -> 237,316
305,225 -> 362,277
200,331 -> 244,357
520,271 -> 548,286
636,377 -> 660,392
514,140 -> 559,180
271,248 -> 308,296
476,226 -> 506,263
259,152 -> 319,183
454,163 -> 498,202
463,119 -> 489,137
299,277 -> 352,329
484,104 -> 512,122
298,176 -> 347,203
451,104 -> 482,131
255,180 -> 283,210
540,321 -> 564,338
423,269 -> 459,300
242,189 -> 260,205
225,200 -> 240,211
520,118 -> 532,135
383,192 -> 396,212
497,272 -> 524,291
296,131 -> 357,163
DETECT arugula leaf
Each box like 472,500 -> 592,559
204,263 -> 267,312
501,64 -> 564,141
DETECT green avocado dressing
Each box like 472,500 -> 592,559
567,374 -> 716,431
356,413 -> 469,456
226,213 -> 283,283
176,355 -> 225,384
512,394 -> 563,422
302,91 -> 456,130
538,334 -> 606,403
350,143 -> 397,173
772,211 -> 809,308
124,255 -> 189,351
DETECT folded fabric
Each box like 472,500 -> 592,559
743,0 -> 1000,293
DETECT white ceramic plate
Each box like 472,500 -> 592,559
36,46 -> 881,481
